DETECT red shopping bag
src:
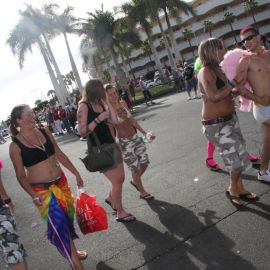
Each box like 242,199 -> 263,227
76,191 -> 108,235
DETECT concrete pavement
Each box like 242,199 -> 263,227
0,92 -> 269,270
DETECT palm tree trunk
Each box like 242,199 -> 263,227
229,23 -> 238,43
156,15 -> 175,69
38,40 -> 66,106
188,40 -> 195,60
63,33 -> 83,93
100,47 -> 113,80
119,53 -> 129,78
145,32 -> 164,82
164,9 -> 183,64
126,54 -> 136,80
43,34 -> 69,102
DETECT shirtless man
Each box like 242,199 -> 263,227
235,25 -> 270,182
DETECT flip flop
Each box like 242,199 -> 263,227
239,191 -> 259,201
77,250 -> 88,260
116,214 -> 136,223
225,191 -> 245,207
105,199 -> 117,212
206,158 -> 221,171
130,181 -> 139,191
140,193 -> 155,201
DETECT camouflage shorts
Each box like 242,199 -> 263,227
118,134 -> 149,172
202,114 -> 252,172
0,206 -> 27,267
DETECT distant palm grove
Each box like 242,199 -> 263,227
6,0 -> 269,106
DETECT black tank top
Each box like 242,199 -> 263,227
84,102 -> 114,146
13,128 -> 55,167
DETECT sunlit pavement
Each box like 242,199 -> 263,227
1,92 -> 269,270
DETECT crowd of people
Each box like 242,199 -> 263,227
1,24 -> 270,269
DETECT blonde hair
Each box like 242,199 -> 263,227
10,104 -> 28,136
80,79 -> 106,104
198,38 -> 224,68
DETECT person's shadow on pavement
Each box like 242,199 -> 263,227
124,200 -> 256,270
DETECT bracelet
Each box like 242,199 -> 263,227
3,198 -> 12,204
32,197 -> 40,202
94,118 -> 100,125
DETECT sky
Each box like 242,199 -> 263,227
0,0 -> 126,121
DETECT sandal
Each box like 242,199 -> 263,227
105,199 -> 117,212
77,250 -> 88,260
225,191 -> 245,207
116,214 -> 136,223
239,191 -> 259,201
140,193 -> 155,201
206,158 -> 221,171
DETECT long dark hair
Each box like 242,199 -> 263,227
80,79 -> 106,104
10,104 -> 28,136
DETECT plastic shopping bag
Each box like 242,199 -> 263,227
76,189 -> 108,234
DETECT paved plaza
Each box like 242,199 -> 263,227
1,92 -> 270,270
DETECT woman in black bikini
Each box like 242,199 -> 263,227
197,38 -> 258,207
77,80 -> 136,223
9,104 -> 87,270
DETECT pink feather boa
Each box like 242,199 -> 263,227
221,48 -> 253,112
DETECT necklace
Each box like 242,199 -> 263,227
20,130 -> 60,168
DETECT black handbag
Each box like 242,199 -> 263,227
80,131 -> 114,172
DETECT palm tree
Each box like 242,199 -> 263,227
223,12 -> 238,43
22,5 -> 69,104
6,7 -> 67,106
154,0 -> 195,64
146,0 -> 176,68
244,0 -> 258,25
113,19 -> 142,79
182,28 -> 195,60
203,20 -> 214,37
43,4 -> 83,93
140,40 -> 153,63
79,5 -> 129,85
121,0 -> 164,81
47,89 -> 56,99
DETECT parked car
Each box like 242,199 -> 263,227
0,129 -> 9,137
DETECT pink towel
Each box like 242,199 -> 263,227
221,48 -> 253,112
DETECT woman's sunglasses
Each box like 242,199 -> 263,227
241,34 -> 257,44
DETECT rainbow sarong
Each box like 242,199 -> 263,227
31,173 -> 78,265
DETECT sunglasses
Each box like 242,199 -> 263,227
241,34 -> 257,44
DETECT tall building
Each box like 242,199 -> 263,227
86,0 -> 270,79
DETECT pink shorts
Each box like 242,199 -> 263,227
0,160 -> 3,169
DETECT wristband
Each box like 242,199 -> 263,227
3,198 -> 12,204
32,197 -> 40,202
94,118 -> 100,125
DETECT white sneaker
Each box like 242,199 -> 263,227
257,169 -> 270,182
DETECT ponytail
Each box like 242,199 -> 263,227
10,104 -> 28,137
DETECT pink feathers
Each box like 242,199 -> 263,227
221,48 -> 253,112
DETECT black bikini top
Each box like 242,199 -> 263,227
216,76 -> 226,90
13,128 -> 55,168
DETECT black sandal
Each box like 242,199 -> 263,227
225,191 -> 245,207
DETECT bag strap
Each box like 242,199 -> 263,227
82,102 -> 102,149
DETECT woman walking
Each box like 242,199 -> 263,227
9,104 -> 87,270
105,84 -> 154,200
77,79 -> 136,223
197,38 -> 258,207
